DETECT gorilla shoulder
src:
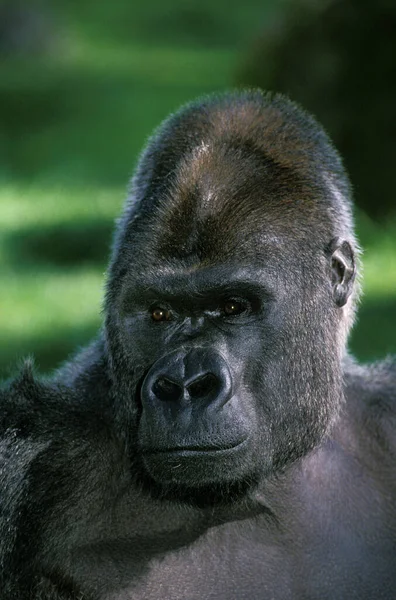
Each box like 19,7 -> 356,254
344,356 -> 396,465
0,360 -> 57,438
0,353 -> 110,443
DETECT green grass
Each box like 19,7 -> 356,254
0,0 -> 395,376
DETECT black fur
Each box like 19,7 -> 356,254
1,91 -> 396,599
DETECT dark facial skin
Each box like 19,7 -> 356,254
121,264 -> 273,490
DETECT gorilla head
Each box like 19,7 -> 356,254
104,91 -> 358,502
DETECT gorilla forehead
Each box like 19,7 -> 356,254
152,140 -> 329,263
114,91 -> 353,267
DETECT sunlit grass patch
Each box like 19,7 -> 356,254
1,269 -> 104,340
363,245 -> 396,298
355,211 -> 396,298
0,183 -> 124,230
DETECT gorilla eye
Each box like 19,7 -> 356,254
223,299 -> 246,317
151,307 -> 172,322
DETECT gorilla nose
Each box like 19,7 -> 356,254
153,372 -> 220,404
141,348 -> 233,409
152,377 -> 183,403
187,373 -> 219,400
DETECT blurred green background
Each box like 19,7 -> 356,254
0,0 -> 395,378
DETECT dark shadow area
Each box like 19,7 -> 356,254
145,5 -> 233,48
349,296 -> 396,362
5,219 -> 114,267
236,0 -> 396,221
0,76 -> 72,136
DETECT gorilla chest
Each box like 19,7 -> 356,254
74,517 -> 396,600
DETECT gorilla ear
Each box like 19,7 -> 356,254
329,239 -> 356,307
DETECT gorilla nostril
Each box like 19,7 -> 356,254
187,373 -> 219,400
152,377 -> 182,403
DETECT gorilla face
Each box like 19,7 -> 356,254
120,262 -> 275,488
105,92 -> 357,500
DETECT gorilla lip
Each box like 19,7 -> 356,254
143,438 -> 249,456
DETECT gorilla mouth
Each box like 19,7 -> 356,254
139,436 -> 256,505
144,438 -> 248,456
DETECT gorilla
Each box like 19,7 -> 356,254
1,91 -> 396,600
